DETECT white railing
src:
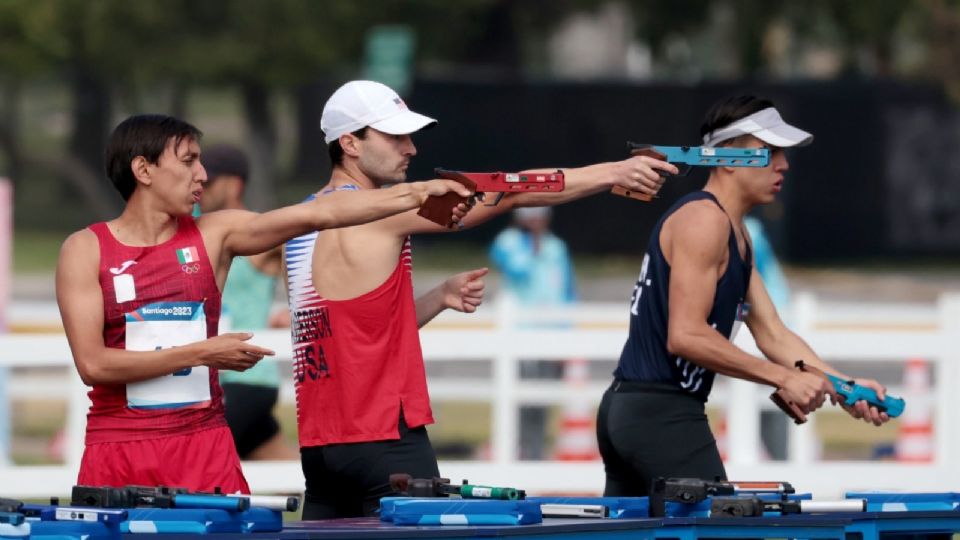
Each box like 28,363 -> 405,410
0,293 -> 958,500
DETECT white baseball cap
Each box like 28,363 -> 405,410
702,107 -> 813,148
321,80 -> 437,144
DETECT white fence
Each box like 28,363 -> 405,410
0,293 -> 958,500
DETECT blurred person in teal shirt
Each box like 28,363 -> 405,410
199,144 -> 297,461
490,207 -> 576,459
745,214 -> 792,460
490,207 -> 576,306
745,215 -> 790,311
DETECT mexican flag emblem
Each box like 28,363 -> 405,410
176,246 -> 199,264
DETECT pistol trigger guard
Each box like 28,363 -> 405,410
485,192 -> 505,206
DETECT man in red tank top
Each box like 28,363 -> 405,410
291,80 -> 680,519
55,114 -> 473,493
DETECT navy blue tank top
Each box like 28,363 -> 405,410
614,191 -> 753,402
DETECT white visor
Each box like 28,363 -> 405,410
702,107 -> 813,148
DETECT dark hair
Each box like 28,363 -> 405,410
700,95 -> 775,145
202,144 -> 249,183
104,114 -> 203,201
326,127 -> 368,167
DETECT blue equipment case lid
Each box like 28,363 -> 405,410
239,508 -> 283,533
379,498 -> 542,526
0,522 -> 29,539
124,508 -> 242,534
21,503 -> 283,535
28,520 -> 118,540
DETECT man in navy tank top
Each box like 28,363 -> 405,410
597,95 -> 893,497
55,114 -> 472,493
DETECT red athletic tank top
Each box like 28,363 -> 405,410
285,195 -> 433,446
85,216 -> 226,444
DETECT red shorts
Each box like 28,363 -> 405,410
78,425 -> 250,494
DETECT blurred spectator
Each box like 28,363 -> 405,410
199,144 -> 297,461
490,207 -> 576,305
745,214 -> 791,461
745,215 -> 790,311
490,207 -> 577,460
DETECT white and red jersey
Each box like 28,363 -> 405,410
86,216 -> 226,444
285,190 -> 434,447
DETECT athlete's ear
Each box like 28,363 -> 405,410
131,156 -> 153,188
720,164 -> 738,175
339,134 -> 362,159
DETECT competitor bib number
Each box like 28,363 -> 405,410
125,301 -> 211,410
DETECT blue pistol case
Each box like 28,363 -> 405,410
379,498 -> 542,526
124,507 -> 284,534
20,505 -> 123,540
123,508 -> 242,534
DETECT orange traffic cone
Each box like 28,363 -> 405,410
895,358 -> 933,462
553,358 -> 600,461
715,417 -> 728,462
48,427 -> 66,462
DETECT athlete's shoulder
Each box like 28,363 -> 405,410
60,227 -> 98,254
668,198 -> 728,231
661,199 -> 729,262
58,228 -> 100,273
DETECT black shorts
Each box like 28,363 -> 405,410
596,380 -> 725,497
300,412 -> 439,519
221,383 -> 281,458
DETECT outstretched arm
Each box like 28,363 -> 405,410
213,179 -> 472,258
415,268 -> 488,327
56,230 -> 274,386
370,154 -> 681,237
507,155 -> 677,207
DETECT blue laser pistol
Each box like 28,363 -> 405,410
612,143 -> 771,201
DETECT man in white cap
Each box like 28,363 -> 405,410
596,95 -> 892,497
286,80 -> 677,518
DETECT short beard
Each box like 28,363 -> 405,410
358,157 -> 406,186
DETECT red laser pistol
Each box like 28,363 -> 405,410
612,143 -> 771,201
417,168 -> 565,227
